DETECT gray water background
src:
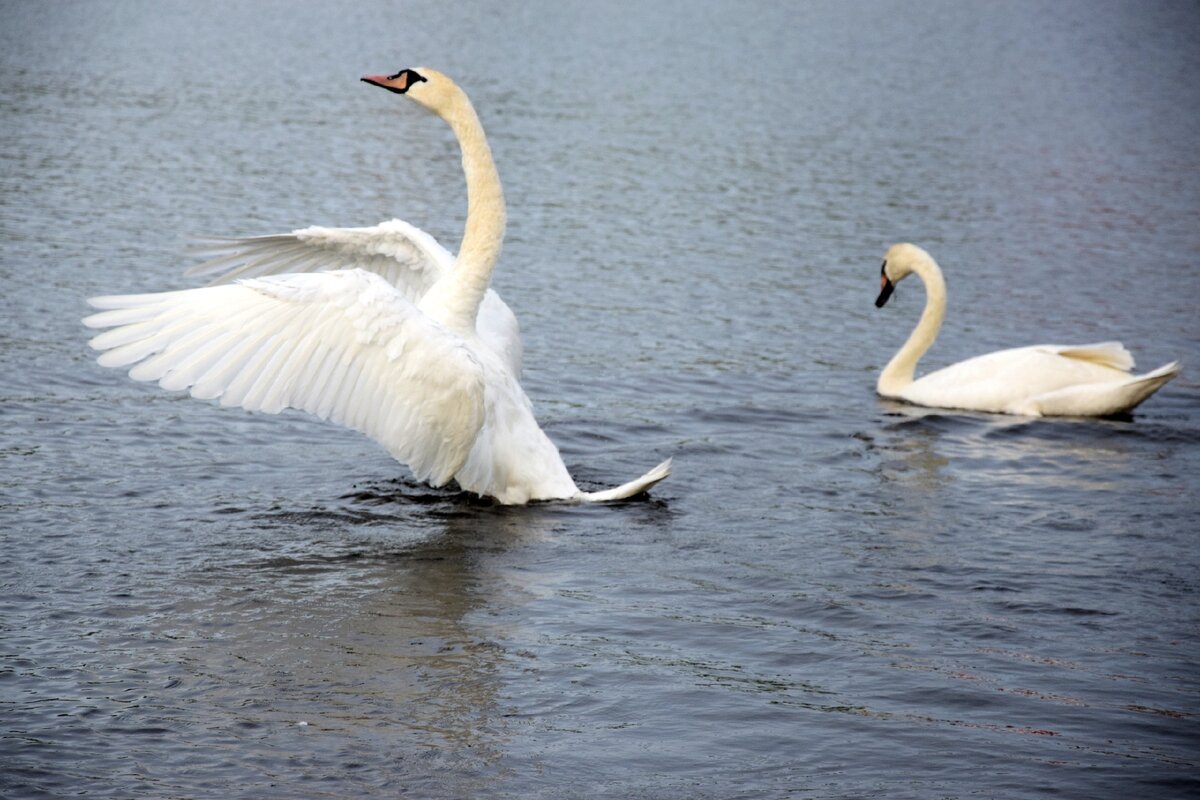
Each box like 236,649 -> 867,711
2,1 -> 1199,797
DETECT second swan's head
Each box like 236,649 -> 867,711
361,67 -> 457,115
875,242 -> 934,308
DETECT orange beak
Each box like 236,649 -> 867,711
361,70 -> 425,95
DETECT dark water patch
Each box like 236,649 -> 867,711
983,416 -> 1200,446
991,601 -> 1120,617
1026,509 -> 1099,533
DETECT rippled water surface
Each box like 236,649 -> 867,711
3,1 -> 1199,797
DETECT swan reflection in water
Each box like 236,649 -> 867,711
160,483 -> 675,779
872,398 -> 1153,496
163,498 -> 557,770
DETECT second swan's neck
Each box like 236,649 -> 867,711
421,85 -> 506,332
877,254 -> 946,395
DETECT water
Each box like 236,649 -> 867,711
3,1 -> 1199,797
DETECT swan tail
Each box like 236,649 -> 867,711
579,458 -> 672,503
1119,360 -> 1182,407
1026,360 -> 1181,417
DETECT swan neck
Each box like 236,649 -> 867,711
426,88 -> 506,332
878,255 -> 946,395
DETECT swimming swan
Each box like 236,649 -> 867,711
84,67 -> 671,504
873,243 -> 1180,417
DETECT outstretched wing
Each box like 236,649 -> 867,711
186,219 -> 454,303
84,269 -> 485,486
186,218 -> 524,375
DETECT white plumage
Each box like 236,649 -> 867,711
89,270 -> 485,486
84,67 -> 670,504
185,219 -> 523,376
873,243 -> 1180,417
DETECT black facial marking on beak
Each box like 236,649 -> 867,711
875,260 -> 895,308
388,68 -> 426,84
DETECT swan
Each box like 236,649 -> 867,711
873,243 -> 1180,417
84,67 -> 671,504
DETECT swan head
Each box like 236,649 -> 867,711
361,67 -> 459,116
876,242 -> 933,308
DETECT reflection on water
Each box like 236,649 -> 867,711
115,500 -> 570,792
872,400 -> 1168,495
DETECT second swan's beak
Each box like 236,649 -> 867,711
875,273 -> 895,308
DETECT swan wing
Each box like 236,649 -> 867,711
187,219 -> 523,375
905,344 -> 1141,414
186,219 -> 453,302
1022,360 -> 1180,416
1037,341 -> 1134,372
84,268 -> 485,486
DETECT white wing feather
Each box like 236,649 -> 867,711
186,219 -> 453,301
1043,341 -> 1135,372
903,342 -> 1153,415
84,269 -> 486,487
185,219 -> 523,374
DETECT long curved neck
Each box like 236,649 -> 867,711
421,87 -> 505,333
878,254 -> 946,395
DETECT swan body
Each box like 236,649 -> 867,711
873,243 -> 1180,417
84,67 -> 670,504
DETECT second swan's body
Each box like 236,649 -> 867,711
873,243 -> 1179,417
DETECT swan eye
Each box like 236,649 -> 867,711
880,259 -> 887,276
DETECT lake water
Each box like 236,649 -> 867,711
2,1 -> 1199,797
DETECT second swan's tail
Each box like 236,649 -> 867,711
580,458 -> 672,503
1113,360 -> 1182,412
1028,360 -> 1181,417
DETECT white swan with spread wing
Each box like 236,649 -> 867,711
873,243 -> 1180,417
84,67 -> 670,504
